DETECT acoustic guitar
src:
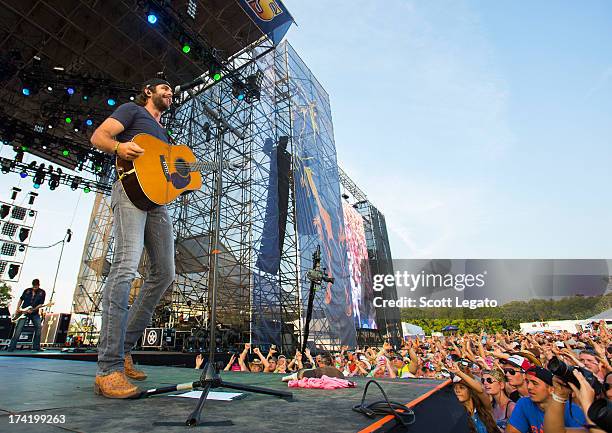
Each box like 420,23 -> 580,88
116,133 -> 235,211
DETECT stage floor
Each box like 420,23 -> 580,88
0,357 -> 460,433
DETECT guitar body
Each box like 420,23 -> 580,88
116,134 -> 202,211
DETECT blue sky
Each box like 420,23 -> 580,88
2,1 -> 611,312
284,0 -> 612,258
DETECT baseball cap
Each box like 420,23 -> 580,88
503,354 -> 533,371
142,78 -> 171,90
526,367 -> 553,386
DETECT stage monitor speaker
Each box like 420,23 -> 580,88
0,317 -> 12,339
41,313 -> 71,344
142,327 -> 163,348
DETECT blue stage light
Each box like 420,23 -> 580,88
20,171 -> 27,178
147,13 -> 158,24
107,98 -> 116,106
67,87 -> 75,95
86,119 -> 93,126
22,88 -> 30,96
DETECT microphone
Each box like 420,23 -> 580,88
174,73 -> 208,94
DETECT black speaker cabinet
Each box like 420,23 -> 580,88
41,313 -> 71,344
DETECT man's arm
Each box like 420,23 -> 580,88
90,117 -> 144,160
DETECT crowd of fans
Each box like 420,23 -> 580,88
195,320 -> 611,432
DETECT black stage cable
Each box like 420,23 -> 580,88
352,380 -> 416,428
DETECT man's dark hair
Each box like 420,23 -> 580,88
32,279 -> 40,286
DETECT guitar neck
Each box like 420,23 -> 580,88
190,160 -> 235,173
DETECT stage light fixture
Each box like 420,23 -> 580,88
182,44 -> 191,54
107,98 -> 116,106
70,178 -> 80,190
232,81 -> 246,101
1,160 -> 12,174
147,12 -> 158,24
0,205 -> 9,219
85,119 -> 93,126
22,88 -> 30,96
83,184 -> 91,193
14,150 -> 24,163
66,87 -> 75,95
47,85 -> 53,92
65,116 -> 72,124
62,149 -> 69,157
19,171 -> 27,178
129,96 -> 135,101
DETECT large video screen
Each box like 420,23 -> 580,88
343,202 -> 377,329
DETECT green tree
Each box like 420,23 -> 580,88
0,281 -> 12,308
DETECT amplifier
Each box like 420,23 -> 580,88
0,317 -> 12,339
175,331 -> 191,352
142,327 -> 163,348
42,313 -> 71,345
163,328 -> 175,349
17,322 -> 35,344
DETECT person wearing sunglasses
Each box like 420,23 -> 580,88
502,355 -> 533,403
481,369 -> 516,431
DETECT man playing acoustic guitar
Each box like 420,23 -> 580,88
90,78 -> 176,398
7,278 -> 46,352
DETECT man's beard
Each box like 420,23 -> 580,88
151,93 -> 171,112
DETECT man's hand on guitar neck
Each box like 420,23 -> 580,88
116,141 -> 145,161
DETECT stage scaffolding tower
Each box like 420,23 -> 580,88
71,41 -> 303,352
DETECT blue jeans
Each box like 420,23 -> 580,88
97,181 -> 175,375
9,314 -> 42,351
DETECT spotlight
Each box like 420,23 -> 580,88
19,170 -> 27,178
107,98 -> 116,106
66,87 -> 75,95
232,81 -> 246,101
83,184 -> 91,193
46,85 -> 53,92
33,165 -> 45,187
65,116 -> 72,124
62,149 -> 69,157
182,44 -> 191,54
147,12 -> 158,24
85,119 -> 93,126
70,177 -> 80,190
1,160 -> 12,174
22,88 -> 30,96
213,73 -> 222,81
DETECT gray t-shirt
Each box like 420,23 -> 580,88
110,102 -> 170,144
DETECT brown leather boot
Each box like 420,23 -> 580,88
124,353 -> 147,380
94,371 -> 140,399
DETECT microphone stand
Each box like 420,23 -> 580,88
301,245 -> 334,353
136,94 -> 293,426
